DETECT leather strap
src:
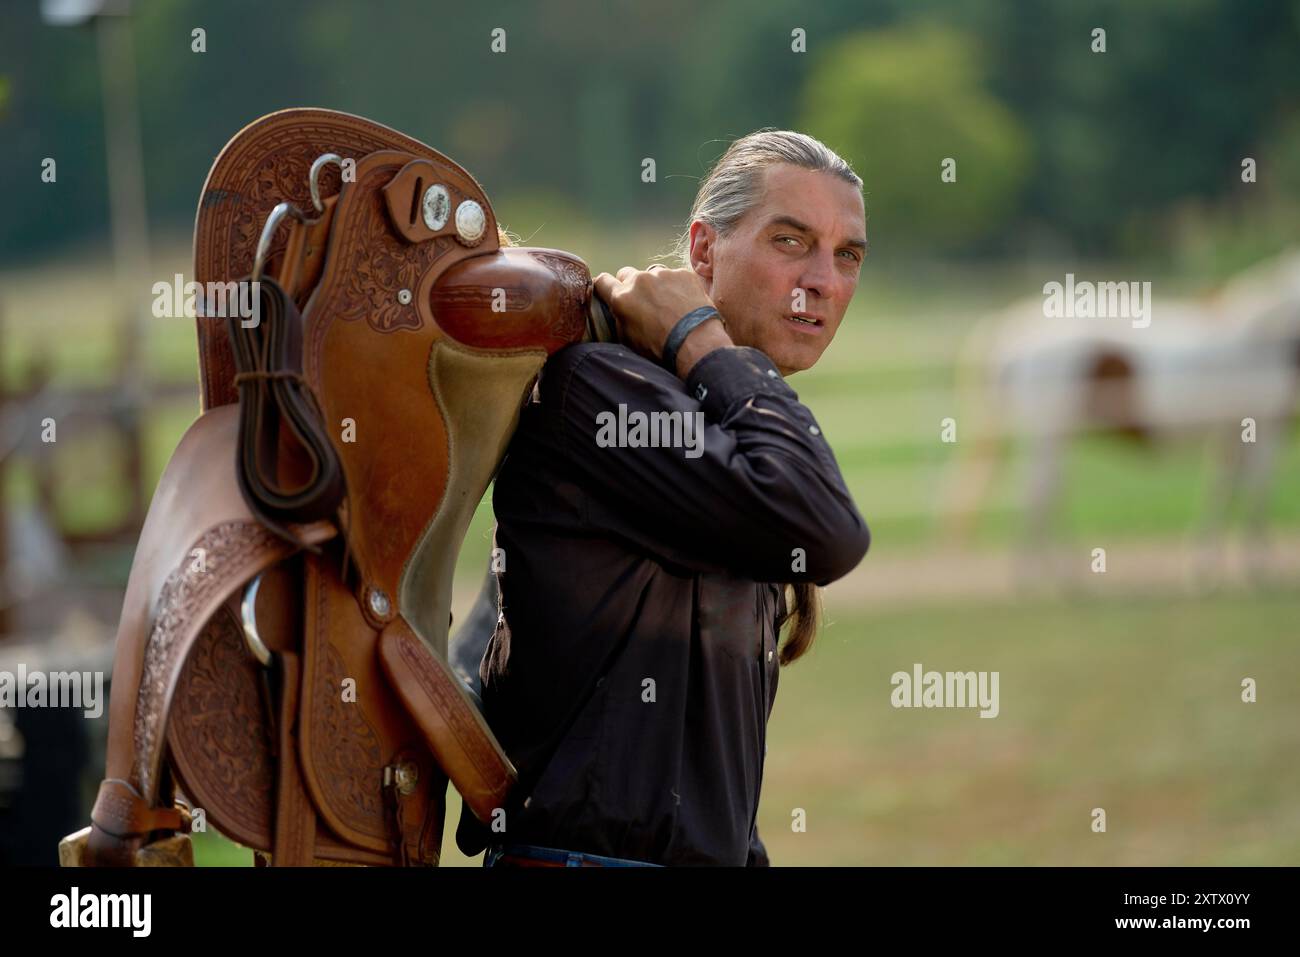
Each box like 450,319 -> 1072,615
276,198 -> 337,304
228,277 -> 346,546
661,306 -> 720,377
90,779 -> 188,839
377,618 -> 516,823
271,648 -> 316,867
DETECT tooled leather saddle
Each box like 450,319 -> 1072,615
60,108 -> 617,866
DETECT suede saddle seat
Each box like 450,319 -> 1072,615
64,109 -> 614,867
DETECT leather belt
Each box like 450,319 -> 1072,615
484,843 -> 662,867
227,277 -> 345,546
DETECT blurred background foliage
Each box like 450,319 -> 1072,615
803,23 -> 1032,250
2,0 -> 1299,266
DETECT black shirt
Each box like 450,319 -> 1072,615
454,343 -> 869,865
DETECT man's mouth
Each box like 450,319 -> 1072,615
785,313 -> 825,333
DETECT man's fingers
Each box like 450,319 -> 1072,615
593,271 -> 623,304
615,265 -> 639,283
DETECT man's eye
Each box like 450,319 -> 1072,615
838,250 -> 861,262
775,236 -> 800,247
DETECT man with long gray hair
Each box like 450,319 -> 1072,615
454,128 -> 871,866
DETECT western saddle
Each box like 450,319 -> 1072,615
60,108 -> 616,866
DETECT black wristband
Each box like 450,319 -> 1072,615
661,306 -> 720,376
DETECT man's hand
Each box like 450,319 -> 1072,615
593,265 -> 734,377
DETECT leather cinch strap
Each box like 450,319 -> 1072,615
228,277 -> 346,545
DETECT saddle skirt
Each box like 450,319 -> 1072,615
68,109 -> 613,867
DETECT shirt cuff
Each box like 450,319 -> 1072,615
684,346 -> 794,419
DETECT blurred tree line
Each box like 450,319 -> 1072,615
1,0 -> 1297,263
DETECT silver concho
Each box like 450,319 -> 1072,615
455,200 -> 486,246
421,184 -> 450,232
368,587 -> 392,619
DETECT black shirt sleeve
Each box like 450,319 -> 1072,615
535,342 -> 869,584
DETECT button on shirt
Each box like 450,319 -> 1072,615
457,343 -> 869,866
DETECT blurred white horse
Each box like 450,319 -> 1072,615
943,249 -> 1300,581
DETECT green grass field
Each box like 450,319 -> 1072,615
760,589 -> 1300,866
189,587 -> 1300,866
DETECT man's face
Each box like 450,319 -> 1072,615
690,164 -> 867,376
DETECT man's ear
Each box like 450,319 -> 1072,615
688,221 -> 717,282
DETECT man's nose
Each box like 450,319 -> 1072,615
797,249 -> 838,300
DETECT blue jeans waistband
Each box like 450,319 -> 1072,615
483,843 -> 663,867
